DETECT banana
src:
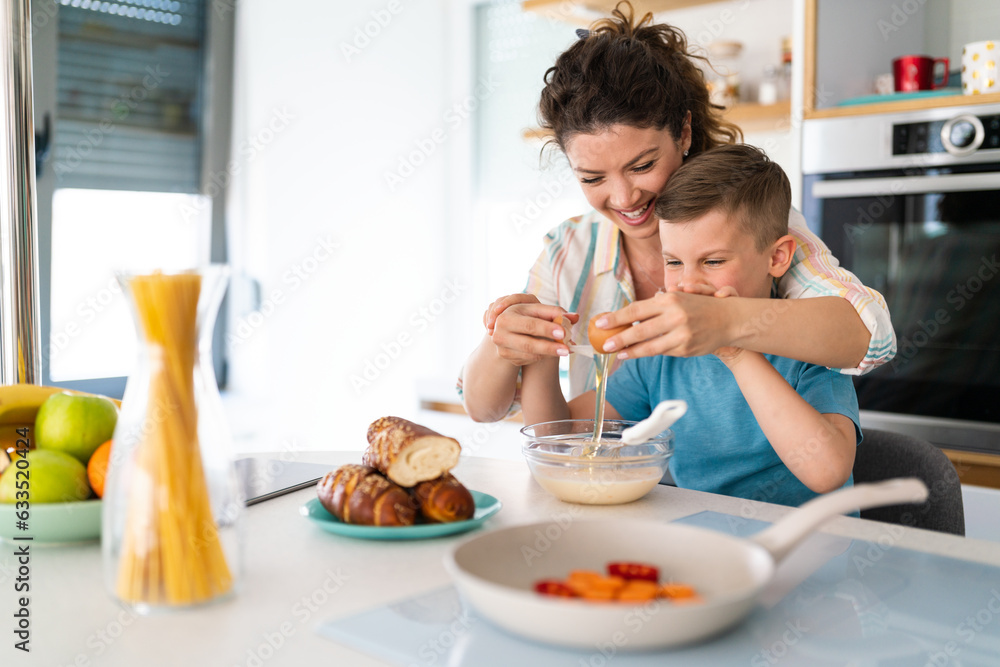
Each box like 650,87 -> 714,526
0,421 -> 32,474
0,384 -> 121,426
0,384 -> 68,425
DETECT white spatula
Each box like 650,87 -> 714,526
619,399 -> 688,445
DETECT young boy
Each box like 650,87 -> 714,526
520,144 -> 861,507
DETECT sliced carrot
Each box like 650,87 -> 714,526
566,570 -> 603,585
659,583 -> 698,599
534,565 -> 702,605
617,580 -> 660,602
579,587 -> 618,601
566,570 -> 605,595
571,575 -> 625,597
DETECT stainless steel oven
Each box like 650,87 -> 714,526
802,102 -> 1000,454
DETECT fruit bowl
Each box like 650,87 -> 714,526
0,499 -> 101,544
521,420 -> 673,505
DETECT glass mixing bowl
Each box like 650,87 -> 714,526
520,420 -> 673,505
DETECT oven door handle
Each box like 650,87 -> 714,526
811,172 -> 1000,199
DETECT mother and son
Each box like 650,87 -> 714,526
459,4 -> 895,508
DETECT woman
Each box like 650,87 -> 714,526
461,3 -> 894,422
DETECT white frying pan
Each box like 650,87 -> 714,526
445,479 -> 928,650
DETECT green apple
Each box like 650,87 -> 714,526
34,392 -> 118,464
0,449 -> 91,503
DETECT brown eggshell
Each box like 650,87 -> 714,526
587,313 -> 631,353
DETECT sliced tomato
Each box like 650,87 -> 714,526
607,561 -> 660,582
533,580 -> 577,597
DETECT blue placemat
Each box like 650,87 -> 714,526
317,511 -> 1000,666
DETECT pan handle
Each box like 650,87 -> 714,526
749,478 -> 928,563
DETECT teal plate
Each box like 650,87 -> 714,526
300,490 -> 502,540
0,499 -> 101,544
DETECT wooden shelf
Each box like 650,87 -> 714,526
725,100 -> 791,133
804,92 -> 1000,120
522,101 -> 791,142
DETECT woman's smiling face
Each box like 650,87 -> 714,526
564,123 -> 691,241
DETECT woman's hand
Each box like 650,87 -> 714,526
483,293 -> 539,334
590,283 -> 738,359
704,286 -> 745,365
486,293 -> 579,366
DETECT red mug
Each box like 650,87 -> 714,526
893,55 -> 950,92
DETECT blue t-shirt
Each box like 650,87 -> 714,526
605,354 -> 862,508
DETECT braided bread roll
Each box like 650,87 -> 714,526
412,473 -> 475,523
316,464 -> 371,521
316,464 -> 417,526
364,416 -> 461,487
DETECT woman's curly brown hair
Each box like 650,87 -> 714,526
538,1 -> 742,156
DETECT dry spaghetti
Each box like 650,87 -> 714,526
115,271 -> 233,606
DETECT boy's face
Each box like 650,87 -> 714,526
659,209 -> 777,298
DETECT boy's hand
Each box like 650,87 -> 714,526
486,294 -> 579,366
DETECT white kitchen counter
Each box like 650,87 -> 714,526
2,452 -> 999,667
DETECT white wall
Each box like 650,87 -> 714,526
225,0 -> 477,452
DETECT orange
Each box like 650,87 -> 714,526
87,439 -> 112,498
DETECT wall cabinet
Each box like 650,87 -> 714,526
802,0 -> 1000,119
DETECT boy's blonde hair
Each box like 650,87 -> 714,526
654,144 -> 791,251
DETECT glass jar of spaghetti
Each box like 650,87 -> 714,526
102,266 -> 241,612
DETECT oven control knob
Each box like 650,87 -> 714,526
941,115 -> 984,156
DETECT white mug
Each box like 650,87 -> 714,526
962,40 -> 1000,95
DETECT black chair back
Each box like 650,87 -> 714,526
852,428 -> 965,536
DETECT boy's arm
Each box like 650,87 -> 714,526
721,351 -> 856,493
519,357 -> 569,426
566,389 -> 622,422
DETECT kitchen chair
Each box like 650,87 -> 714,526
852,428 -> 965,536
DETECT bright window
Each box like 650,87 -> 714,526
48,188 -> 211,381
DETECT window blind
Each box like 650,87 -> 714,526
52,0 -> 205,193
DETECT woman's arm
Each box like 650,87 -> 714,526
726,295 -> 870,369
720,350 -> 856,493
592,211 -> 896,373
460,333 -> 523,423
776,213 -> 896,374
592,291 -> 871,370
